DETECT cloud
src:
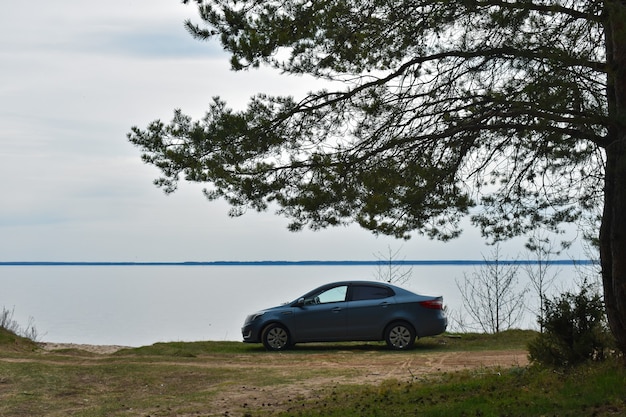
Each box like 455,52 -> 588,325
92,28 -> 223,59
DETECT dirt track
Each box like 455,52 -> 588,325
39,344 -> 528,416
41,343 -> 528,378
211,348 -> 529,415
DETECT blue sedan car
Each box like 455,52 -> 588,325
242,281 -> 447,350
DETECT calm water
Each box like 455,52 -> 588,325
1,263 -> 585,346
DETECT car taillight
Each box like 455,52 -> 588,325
419,299 -> 443,310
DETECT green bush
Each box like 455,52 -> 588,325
528,281 -> 614,367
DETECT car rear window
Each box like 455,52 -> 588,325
350,285 -> 394,301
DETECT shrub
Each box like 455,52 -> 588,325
528,281 -> 614,367
0,306 -> 39,342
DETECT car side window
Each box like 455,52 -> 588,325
314,285 -> 348,304
350,285 -> 394,301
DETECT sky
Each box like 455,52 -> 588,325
0,1 -> 585,263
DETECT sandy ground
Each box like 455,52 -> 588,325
41,343 -> 130,354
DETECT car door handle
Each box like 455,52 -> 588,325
332,307 -> 342,313
379,302 -> 389,308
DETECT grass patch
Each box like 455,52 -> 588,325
115,340 -> 263,356
416,329 -> 537,351
116,329 -> 536,357
0,306 -> 39,342
275,360 -> 626,417
0,327 -> 39,353
0,359 -> 240,416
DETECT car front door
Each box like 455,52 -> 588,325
292,285 -> 348,342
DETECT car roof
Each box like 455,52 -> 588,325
314,280 -> 408,292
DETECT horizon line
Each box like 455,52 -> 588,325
0,259 -> 596,266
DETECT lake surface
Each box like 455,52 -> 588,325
1,262 -> 589,346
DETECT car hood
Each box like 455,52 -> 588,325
259,302 -> 294,314
246,302 -> 293,319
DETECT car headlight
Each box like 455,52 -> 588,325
246,312 -> 265,323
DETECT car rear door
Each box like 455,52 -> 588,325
346,284 -> 396,339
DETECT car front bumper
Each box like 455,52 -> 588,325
241,324 -> 261,343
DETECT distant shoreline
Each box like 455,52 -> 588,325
0,260 -> 596,266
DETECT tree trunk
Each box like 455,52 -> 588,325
601,142 -> 626,355
601,0 -> 626,356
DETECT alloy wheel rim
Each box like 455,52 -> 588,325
390,326 -> 411,348
267,328 -> 288,349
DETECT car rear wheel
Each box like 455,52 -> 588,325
262,323 -> 291,351
385,322 -> 416,350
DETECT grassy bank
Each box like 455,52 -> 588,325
0,329 -> 624,416
274,361 -> 626,417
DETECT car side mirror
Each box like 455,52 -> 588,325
295,297 -> 305,307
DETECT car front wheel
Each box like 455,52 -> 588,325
261,323 -> 291,351
385,322 -> 416,350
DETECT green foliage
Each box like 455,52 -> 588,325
528,282 -> 614,367
129,0 -> 614,241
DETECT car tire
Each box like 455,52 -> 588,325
384,321 -> 416,350
261,323 -> 291,351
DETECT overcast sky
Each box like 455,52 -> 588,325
1,1 -> 585,262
